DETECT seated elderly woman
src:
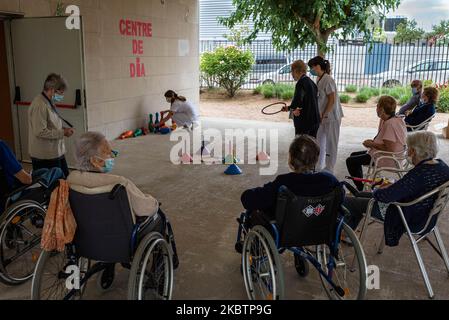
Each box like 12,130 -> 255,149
239,135 -> 341,231
68,132 -> 159,222
68,132 -> 171,286
404,86 -> 438,131
344,131 -> 449,247
398,80 -> 423,115
346,95 -> 407,191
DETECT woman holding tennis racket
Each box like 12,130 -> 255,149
283,60 -> 320,137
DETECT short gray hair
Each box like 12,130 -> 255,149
407,131 -> 439,161
75,132 -> 106,171
43,73 -> 68,91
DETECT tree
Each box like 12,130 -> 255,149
394,19 -> 425,43
427,20 -> 449,45
373,27 -> 387,42
219,0 -> 401,57
200,46 -> 254,97
224,26 -> 251,47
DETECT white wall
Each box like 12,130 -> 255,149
0,0 -> 200,140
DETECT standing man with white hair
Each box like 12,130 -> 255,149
28,73 -> 75,178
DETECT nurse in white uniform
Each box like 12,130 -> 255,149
308,56 -> 343,173
158,90 -> 200,130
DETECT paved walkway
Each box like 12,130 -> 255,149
1,117 -> 448,300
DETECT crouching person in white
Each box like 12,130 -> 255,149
68,131 -> 159,223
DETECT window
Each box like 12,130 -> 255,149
411,62 -> 431,72
431,61 -> 449,71
279,65 -> 291,74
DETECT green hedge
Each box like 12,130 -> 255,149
340,94 -> 351,103
355,93 -> 370,103
438,87 -> 449,113
255,83 -> 295,100
345,85 -> 358,93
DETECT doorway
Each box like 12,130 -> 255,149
0,20 -> 14,151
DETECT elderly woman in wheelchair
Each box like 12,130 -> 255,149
343,131 -> 449,298
31,132 -> 179,300
0,140 -> 63,286
235,135 -> 368,300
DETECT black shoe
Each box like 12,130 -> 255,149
235,241 -> 243,254
99,264 -> 115,290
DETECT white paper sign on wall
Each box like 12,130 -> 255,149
178,39 -> 190,57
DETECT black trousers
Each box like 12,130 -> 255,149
345,151 -> 372,191
294,124 -> 319,138
31,156 -> 69,179
343,196 -> 383,230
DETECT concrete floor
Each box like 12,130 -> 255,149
1,117 -> 449,300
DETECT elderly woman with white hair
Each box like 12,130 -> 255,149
67,131 -> 159,222
344,131 -> 449,247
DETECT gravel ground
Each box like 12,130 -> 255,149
200,89 -> 449,133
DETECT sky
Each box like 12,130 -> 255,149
388,0 -> 449,31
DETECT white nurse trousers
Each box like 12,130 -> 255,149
317,119 -> 341,173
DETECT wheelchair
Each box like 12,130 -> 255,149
0,168 -> 52,286
31,184 -> 178,300
235,185 -> 368,300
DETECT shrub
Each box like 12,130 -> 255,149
256,83 -> 295,100
381,87 -> 391,95
399,95 -> 410,105
345,85 -> 358,93
357,87 -> 379,99
438,87 -> 449,113
275,84 -> 295,100
355,93 -> 370,103
281,89 -> 294,100
200,46 -> 254,97
423,80 -> 434,88
389,87 -> 403,99
340,94 -> 351,103
254,85 -> 263,94
261,85 -> 275,98
369,88 -> 381,97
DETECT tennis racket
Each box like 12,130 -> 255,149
261,102 -> 288,115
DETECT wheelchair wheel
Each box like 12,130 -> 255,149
128,232 -> 174,300
0,200 -> 45,285
294,253 -> 309,278
242,225 -> 284,300
31,250 -> 88,300
316,223 -> 367,300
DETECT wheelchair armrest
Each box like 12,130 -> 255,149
5,177 -> 49,200
341,181 -> 373,199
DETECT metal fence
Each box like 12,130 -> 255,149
200,39 -> 449,91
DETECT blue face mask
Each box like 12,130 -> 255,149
412,88 -> 419,95
102,158 -> 115,173
310,69 -> 318,77
96,156 -> 115,173
53,93 -> 64,103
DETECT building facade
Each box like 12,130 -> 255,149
0,0 -> 199,163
